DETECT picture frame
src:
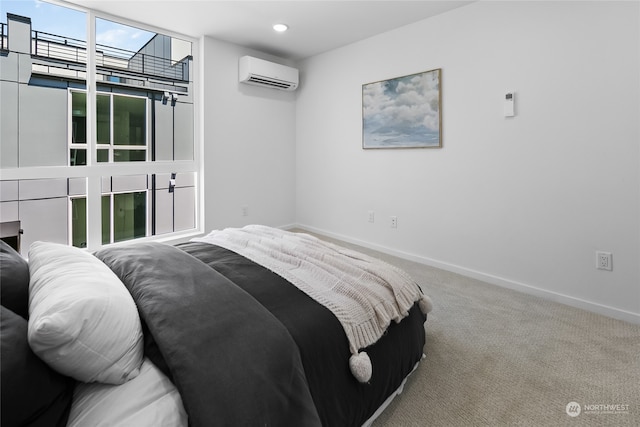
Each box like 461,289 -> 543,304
362,68 -> 441,149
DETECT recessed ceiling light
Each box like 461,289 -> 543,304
273,23 -> 288,33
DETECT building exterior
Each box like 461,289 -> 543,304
0,12 -> 197,254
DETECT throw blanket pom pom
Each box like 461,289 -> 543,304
349,352 -> 372,383
419,295 -> 433,314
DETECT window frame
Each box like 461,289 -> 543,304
68,189 -> 150,247
1,2 -> 202,252
68,90 -> 151,165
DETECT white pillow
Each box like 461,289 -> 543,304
67,358 -> 187,427
28,241 -> 144,384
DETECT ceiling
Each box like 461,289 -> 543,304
67,1 -> 474,60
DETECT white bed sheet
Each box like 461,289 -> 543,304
67,358 -> 187,427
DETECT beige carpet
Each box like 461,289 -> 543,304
304,231 -> 640,427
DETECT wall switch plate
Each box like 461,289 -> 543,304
368,211 -> 375,223
390,216 -> 398,228
596,251 -> 612,271
241,206 -> 249,217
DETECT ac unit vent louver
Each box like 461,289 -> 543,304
239,56 -> 299,91
246,75 -> 294,90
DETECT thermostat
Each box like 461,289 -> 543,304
504,91 -> 515,117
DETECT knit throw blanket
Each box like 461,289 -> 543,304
193,225 -> 432,382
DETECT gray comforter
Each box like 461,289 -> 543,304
96,242 -> 321,427
96,239 -> 427,426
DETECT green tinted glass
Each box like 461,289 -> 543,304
71,198 -> 87,248
97,94 -> 111,145
113,192 -> 146,242
71,92 -> 86,144
113,96 -> 146,146
114,149 -> 146,162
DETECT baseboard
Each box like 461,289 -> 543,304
278,223 -> 299,231
293,223 -> 640,326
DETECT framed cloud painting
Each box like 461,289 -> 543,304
362,68 -> 441,149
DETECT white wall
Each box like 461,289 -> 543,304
295,1 -> 640,322
202,37 -> 297,231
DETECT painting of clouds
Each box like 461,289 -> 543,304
362,68 -> 441,149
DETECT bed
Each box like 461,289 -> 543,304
1,225 -> 431,427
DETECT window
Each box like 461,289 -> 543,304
71,190 -> 148,248
0,1 -> 199,255
70,91 -> 149,165
113,95 -> 147,156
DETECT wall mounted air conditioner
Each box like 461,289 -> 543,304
239,56 -> 299,91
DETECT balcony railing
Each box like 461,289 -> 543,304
33,30 -> 86,63
30,30 -> 189,83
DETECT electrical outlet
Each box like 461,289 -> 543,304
390,216 -> 398,228
241,206 -> 249,217
368,211 -> 375,223
596,251 -> 612,271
